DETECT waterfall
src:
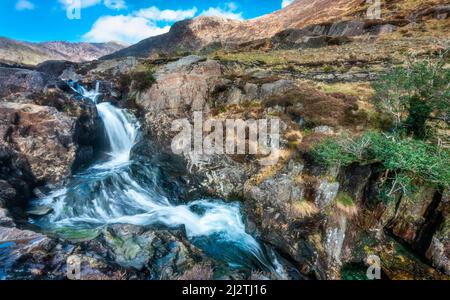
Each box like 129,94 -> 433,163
96,102 -> 138,166
29,81 -> 287,278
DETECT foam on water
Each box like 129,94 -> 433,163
29,81 -> 287,277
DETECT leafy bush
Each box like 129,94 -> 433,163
372,52 -> 450,139
311,132 -> 450,200
310,138 -> 358,167
131,68 -> 156,92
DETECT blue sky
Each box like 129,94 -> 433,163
0,0 -> 295,44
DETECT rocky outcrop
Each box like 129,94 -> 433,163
0,101 -> 100,183
0,66 -> 103,216
103,0 -> 363,59
0,146 -> 36,211
135,56 -> 221,142
0,67 -> 49,99
95,224 -> 212,279
0,222 -> 227,280
128,53 -> 449,279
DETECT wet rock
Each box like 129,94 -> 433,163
0,87 -> 102,183
0,208 -> 14,227
0,226 -> 47,242
0,227 -> 141,280
97,224 -> 207,279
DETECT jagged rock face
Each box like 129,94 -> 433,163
0,37 -> 125,66
0,67 -> 103,206
0,102 -> 77,183
0,68 -> 49,99
104,0 -> 362,59
0,146 -> 36,210
425,190 -> 449,275
135,56 -> 221,142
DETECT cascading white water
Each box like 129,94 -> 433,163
29,81 -> 287,277
96,102 -> 138,166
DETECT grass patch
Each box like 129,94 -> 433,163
291,199 -> 319,219
316,82 -> 374,102
131,67 -> 156,92
336,192 -> 358,216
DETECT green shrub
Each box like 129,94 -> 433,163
336,193 -> 354,207
310,138 -> 358,167
372,52 -> 450,139
132,68 -> 156,92
311,132 -> 450,200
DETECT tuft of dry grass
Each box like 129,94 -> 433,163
263,84 -> 364,128
335,193 -> 358,217
290,200 -> 319,219
316,82 -> 374,102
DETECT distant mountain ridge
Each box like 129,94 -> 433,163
0,37 -> 125,66
102,0 -> 362,59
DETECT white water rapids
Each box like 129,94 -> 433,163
29,81 -> 287,277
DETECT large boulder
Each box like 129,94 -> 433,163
0,145 -> 36,210
0,102 -> 78,183
0,67 -> 49,99
93,224 -> 212,279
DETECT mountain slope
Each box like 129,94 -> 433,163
0,37 -> 125,66
103,0 -> 362,59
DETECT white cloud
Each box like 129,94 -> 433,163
281,0 -> 294,8
15,0 -> 35,11
136,6 -> 197,22
199,5 -> 243,20
83,2 -> 244,44
104,0 -> 126,10
83,15 -> 170,44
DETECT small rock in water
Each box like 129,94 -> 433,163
27,206 -> 53,217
